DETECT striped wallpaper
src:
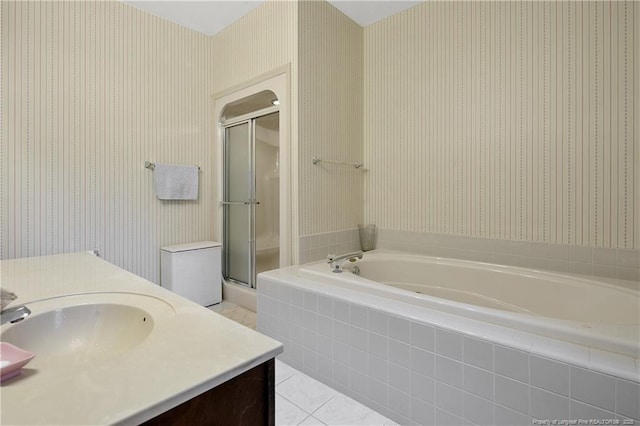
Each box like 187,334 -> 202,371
298,0 -> 364,235
364,1 -> 639,249
1,1 -> 214,282
210,0 -> 297,96
4,0 -> 638,285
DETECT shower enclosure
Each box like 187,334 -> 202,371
221,94 -> 279,289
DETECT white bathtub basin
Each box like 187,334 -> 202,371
298,250 -> 640,358
0,293 -> 175,368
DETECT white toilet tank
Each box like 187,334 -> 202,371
160,241 -> 222,306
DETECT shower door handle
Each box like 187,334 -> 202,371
218,201 -> 260,206
219,201 -> 252,206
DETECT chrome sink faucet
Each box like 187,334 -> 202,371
327,251 -> 363,273
1,305 -> 31,325
1,289 -> 31,325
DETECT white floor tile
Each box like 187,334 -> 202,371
276,358 -> 298,384
277,372 -> 337,414
276,394 -> 308,426
313,394 -> 397,426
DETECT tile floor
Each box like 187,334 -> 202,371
209,301 -> 397,426
275,359 -> 397,426
208,300 -> 257,329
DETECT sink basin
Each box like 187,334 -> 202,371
0,293 -> 175,368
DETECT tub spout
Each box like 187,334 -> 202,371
327,251 -> 363,273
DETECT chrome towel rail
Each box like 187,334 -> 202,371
312,155 -> 363,169
145,161 -> 201,171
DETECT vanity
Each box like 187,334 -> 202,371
0,252 -> 282,425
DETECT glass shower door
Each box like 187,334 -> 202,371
222,108 -> 279,289
222,122 -> 254,286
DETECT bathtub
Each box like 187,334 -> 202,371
301,251 -> 640,358
257,249 -> 640,425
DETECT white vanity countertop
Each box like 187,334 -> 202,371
0,252 -> 283,425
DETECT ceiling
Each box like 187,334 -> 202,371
327,1 -> 422,27
122,1 -> 424,36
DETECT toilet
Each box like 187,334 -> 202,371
160,241 -> 222,306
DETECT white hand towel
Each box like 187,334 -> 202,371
154,163 -> 199,200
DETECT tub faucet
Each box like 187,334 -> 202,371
327,251 -> 363,273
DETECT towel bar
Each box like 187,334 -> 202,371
312,155 -> 363,169
145,161 -> 201,171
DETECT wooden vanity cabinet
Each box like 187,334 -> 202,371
144,358 -> 275,426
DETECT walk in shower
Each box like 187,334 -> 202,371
221,91 -> 280,289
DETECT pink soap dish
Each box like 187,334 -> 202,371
0,342 -> 35,382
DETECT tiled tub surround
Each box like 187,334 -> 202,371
299,229 -> 361,264
257,265 -> 640,426
377,230 -> 640,286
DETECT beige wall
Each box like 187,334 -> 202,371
210,0 -> 297,95
2,0 -> 358,280
298,0 -> 363,235
364,1 -> 639,249
6,0 -> 636,286
1,1 -> 214,282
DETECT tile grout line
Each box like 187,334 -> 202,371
308,393 -> 338,417
276,388 -> 334,421
276,391 -> 311,417
276,371 -> 298,387
296,414 -> 326,426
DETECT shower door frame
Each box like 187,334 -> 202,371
213,67 -> 297,302
221,106 -> 279,289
